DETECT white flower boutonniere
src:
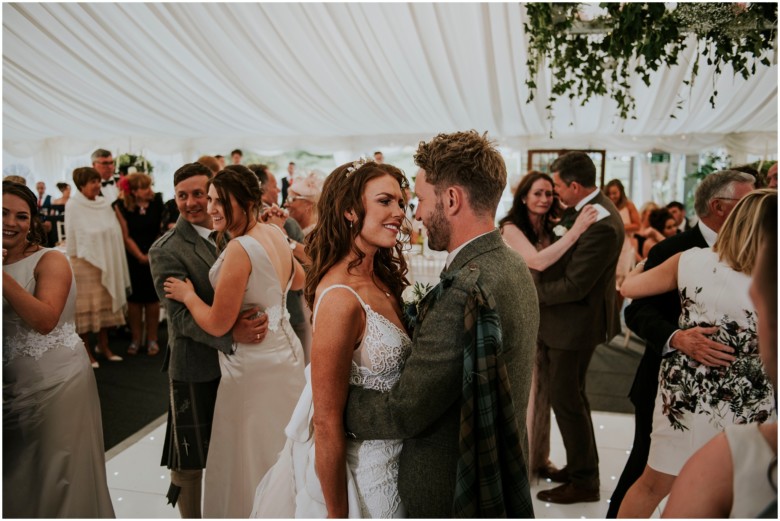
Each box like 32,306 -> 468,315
402,281 -> 433,331
553,224 -> 568,237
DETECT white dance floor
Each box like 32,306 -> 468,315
105,410 -> 666,518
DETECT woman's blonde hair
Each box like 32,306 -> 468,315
713,188 -> 776,275
120,172 -> 153,212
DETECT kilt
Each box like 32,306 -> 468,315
161,377 -> 220,471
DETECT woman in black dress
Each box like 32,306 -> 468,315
114,172 -> 164,355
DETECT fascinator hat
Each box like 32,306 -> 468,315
292,170 -> 326,201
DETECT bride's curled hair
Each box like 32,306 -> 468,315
304,161 -> 410,311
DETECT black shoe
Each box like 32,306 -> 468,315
537,483 -> 600,504
537,464 -> 570,483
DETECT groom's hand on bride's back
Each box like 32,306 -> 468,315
232,307 -> 269,344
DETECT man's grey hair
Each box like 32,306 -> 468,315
90,148 -> 112,163
694,170 -> 755,218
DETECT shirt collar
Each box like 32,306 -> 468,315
574,188 -> 600,211
698,220 -> 718,247
445,230 -> 493,270
191,223 -> 213,241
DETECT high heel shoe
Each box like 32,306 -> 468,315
127,343 -> 139,356
147,341 -> 160,357
95,346 -> 123,362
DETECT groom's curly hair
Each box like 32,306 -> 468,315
304,161 -> 410,312
414,130 -> 506,217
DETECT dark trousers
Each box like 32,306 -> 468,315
606,382 -> 656,516
546,344 -> 600,489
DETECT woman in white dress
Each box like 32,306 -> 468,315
617,189 -> 776,517
252,158 -> 412,518
164,169 -> 306,517
3,181 -> 114,518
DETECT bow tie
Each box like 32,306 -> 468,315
102,179 -> 115,187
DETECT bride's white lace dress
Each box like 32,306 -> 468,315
251,284 -> 411,518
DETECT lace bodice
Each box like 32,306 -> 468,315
313,285 -> 412,392
3,249 -> 82,363
312,284 -> 411,518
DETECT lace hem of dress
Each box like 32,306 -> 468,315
351,439 -> 403,518
4,322 -> 80,362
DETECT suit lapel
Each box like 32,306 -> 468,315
175,217 -> 217,267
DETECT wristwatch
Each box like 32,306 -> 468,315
287,237 -> 297,250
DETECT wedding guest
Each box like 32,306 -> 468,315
149,163 -> 268,518
661,190 -> 777,518
161,198 -> 179,231
45,183 -> 70,246
252,158 -> 412,518
665,201 -> 690,233
65,167 -> 130,367
164,169 -> 306,518
231,148 -> 243,165
618,189 -> 776,517
35,181 -> 52,210
114,172 -> 165,356
344,131 -> 538,517
285,170 -> 325,237
604,179 -> 640,295
281,161 -> 295,205
92,148 -> 119,201
250,163 -> 312,361
638,207 -> 677,258
607,170 -> 756,517
3,174 -> 26,185
214,154 -> 226,170
196,155 -> 221,175
768,162 -> 778,189
499,171 -> 597,480
535,151 -> 624,505
3,181 -> 115,517
373,150 -> 385,164
634,201 -> 659,261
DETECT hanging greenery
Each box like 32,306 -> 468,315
524,3 -> 777,122
117,153 -> 154,175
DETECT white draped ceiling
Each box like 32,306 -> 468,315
3,2 -> 778,177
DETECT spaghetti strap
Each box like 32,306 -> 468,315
312,285 -> 367,332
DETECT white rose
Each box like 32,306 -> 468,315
553,224 -> 568,237
401,285 -> 416,305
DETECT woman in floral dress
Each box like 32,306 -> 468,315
617,189 -> 776,517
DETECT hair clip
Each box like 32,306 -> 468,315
345,157 -> 370,178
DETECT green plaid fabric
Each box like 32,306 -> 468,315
452,282 -> 534,518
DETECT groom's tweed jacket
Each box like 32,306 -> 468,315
344,230 -> 539,517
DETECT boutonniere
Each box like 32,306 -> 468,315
553,224 -> 568,237
402,281 -> 434,332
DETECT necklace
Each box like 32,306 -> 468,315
370,271 -> 391,298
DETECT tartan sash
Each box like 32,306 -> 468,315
452,282 -> 534,518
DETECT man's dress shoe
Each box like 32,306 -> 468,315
536,483 -> 600,504
537,464 -> 570,483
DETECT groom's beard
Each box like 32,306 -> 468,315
425,200 -> 451,251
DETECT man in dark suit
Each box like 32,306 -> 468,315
666,201 -> 691,233
533,151 -> 624,504
149,163 -> 267,518
345,131 -> 539,517
607,170 -> 755,516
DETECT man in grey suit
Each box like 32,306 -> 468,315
344,131 -> 539,517
149,162 -> 267,518
534,151 -> 624,504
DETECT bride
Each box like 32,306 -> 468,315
252,158 -> 412,518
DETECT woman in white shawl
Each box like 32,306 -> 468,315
65,167 -> 131,368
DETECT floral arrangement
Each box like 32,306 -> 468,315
402,281 -> 433,332
117,153 -> 153,175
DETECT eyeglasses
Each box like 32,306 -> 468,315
714,197 -> 740,202
95,160 -> 115,166
286,195 -> 311,204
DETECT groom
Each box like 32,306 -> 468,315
344,130 -> 539,517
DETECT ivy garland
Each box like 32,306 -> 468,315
524,3 -> 777,124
